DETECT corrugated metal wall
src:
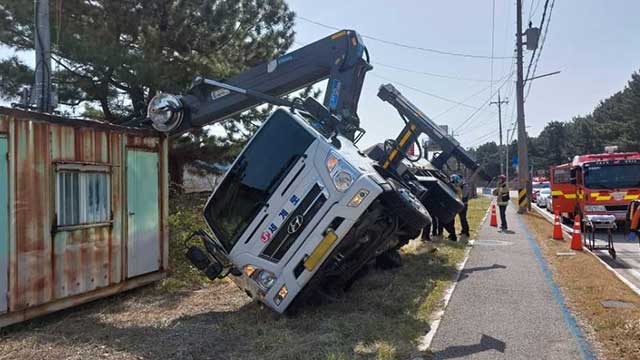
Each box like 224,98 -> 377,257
0,109 -> 168,314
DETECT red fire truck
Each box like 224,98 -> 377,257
550,151 -> 640,222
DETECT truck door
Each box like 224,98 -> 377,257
0,135 -> 8,313
551,164 -> 576,218
126,149 -> 161,278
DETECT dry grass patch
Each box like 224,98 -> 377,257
522,211 -> 640,360
0,197 -> 490,360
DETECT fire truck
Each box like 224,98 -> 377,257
550,150 -> 640,222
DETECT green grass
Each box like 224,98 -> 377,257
162,193 -> 491,359
162,190 -> 211,290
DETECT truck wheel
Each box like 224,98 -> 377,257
383,178 -> 432,235
375,249 -> 403,269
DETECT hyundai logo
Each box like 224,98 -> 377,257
287,215 -> 304,234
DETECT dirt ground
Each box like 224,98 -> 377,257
522,211 -> 640,360
0,197 -> 490,360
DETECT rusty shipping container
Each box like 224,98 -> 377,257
0,107 -> 169,327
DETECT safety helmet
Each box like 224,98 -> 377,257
499,175 -> 506,181
450,174 -> 462,184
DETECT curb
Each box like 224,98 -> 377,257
531,204 -> 640,297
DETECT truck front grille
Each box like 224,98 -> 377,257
605,205 -> 628,211
261,184 -> 326,262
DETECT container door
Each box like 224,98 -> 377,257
0,136 -> 8,313
126,149 -> 160,278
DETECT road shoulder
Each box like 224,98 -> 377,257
522,210 -> 640,359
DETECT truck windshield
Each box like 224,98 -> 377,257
204,110 -> 315,252
584,163 -> 640,189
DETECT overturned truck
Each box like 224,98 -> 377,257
146,30 -> 475,313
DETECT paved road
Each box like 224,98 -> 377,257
534,204 -> 640,292
429,203 -> 591,359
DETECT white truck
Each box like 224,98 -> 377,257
146,30 -> 468,313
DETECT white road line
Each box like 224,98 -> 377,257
531,204 -> 640,297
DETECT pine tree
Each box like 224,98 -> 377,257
1,0 -> 296,185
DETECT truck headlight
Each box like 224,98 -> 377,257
326,152 -> 358,192
333,171 -> 353,192
255,270 -> 277,291
585,205 -> 606,212
147,93 -> 183,132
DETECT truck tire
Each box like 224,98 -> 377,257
375,248 -> 403,269
382,178 -> 432,235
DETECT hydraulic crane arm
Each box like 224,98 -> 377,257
377,83 -> 490,180
148,30 -> 372,138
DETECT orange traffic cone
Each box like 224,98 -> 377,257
552,212 -> 563,240
570,215 -> 583,251
490,204 -> 498,227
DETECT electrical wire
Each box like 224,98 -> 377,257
370,72 -> 490,111
524,0 -> 550,87
490,0 -> 496,96
297,15 -> 514,60
293,40 -> 498,83
453,71 -> 515,132
528,0 -> 542,22
468,128 -> 501,147
433,70 -> 514,119
526,0 -> 555,100
372,61 -> 496,82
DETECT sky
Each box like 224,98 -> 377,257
2,0 -> 640,150
285,0 -> 640,148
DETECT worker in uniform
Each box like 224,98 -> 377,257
627,200 -> 640,241
493,175 -> 510,231
422,212 -> 442,241
456,175 -> 470,237
441,174 -> 464,242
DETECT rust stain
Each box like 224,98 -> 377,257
12,120 -> 52,310
0,117 -> 8,132
2,108 -> 167,321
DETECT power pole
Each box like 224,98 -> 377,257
32,0 -> 52,113
490,91 -> 508,175
506,128 -> 512,186
516,0 -> 530,213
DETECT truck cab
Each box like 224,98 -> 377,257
202,108 -> 393,311
551,152 -> 640,221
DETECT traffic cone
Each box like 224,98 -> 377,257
490,204 -> 498,227
552,212 -> 563,240
570,215 -> 583,251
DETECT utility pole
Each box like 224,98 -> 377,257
515,0 -> 530,213
506,128 -> 511,186
490,91 -> 508,176
32,0 -> 52,113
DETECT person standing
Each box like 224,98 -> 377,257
442,174 -> 464,242
492,175 -> 510,231
457,176 -> 470,237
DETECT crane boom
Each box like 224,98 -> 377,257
150,30 -> 372,138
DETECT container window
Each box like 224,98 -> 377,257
56,170 -> 111,226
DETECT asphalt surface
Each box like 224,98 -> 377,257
533,203 -> 640,292
429,203 -> 588,360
